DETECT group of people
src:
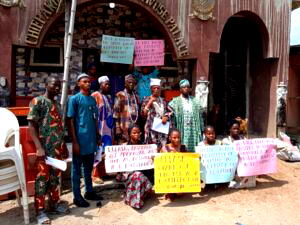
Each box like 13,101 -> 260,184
27,69 -> 245,224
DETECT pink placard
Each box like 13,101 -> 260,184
134,40 -> 164,66
234,138 -> 277,176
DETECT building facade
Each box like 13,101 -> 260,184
0,0 -> 291,137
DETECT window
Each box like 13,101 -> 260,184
30,46 -> 63,67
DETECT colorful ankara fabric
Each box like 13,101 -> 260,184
27,95 -> 65,158
141,96 -> 170,149
34,159 -> 60,213
168,95 -> 204,152
116,171 -> 152,209
133,68 -> 159,101
91,91 -> 114,148
113,89 -> 140,143
67,92 -> 98,155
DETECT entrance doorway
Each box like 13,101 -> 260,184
208,13 -> 274,136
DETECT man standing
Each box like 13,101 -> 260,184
168,79 -> 204,152
91,76 -> 114,184
114,74 -> 140,144
133,66 -> 159,101
67,73 -> 103,208
27,76 -> 69,224
141,78 -> 170,150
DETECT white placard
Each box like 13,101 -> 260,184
105,144 -> 157,173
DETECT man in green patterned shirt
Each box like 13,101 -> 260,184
27,76 -> 69,224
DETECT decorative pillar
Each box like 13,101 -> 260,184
276,82 -> 288,134
195,77 -> 209,126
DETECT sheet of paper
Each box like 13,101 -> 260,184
94,146 -> 103,167
151,117 -> 170,134
46,157 -> 67,171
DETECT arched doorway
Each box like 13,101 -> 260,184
208,12 -> 275,136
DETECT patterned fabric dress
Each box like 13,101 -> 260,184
116,171 -> 152,209
168,95 -> 204,152
141,96 -> 170,149
91,91 -> 114,148
113,89 -> 140,143
116,141 -> 152,209
27,95 -> 65,212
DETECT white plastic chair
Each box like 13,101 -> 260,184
0,107 -> 29,224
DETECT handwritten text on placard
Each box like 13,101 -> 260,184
100,35 -> 135,64
105,144 -> 157,173
154,153 -> 201,193
134,40 -> 164,66
234,138 -> 277,176
196,145 -> 238,184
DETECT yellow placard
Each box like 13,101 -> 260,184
154,153 -> 201,193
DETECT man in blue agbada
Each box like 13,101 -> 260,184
168,79 -> 204,152
67,73 -> 103,208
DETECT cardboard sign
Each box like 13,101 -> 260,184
196,145 -> 238,184
234,138 -> 277,176
105,144 -> 157,173
134,40 -> 164,66
154,153 -> 201,193
100,35 -> 135,64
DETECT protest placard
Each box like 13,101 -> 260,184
195,145 -> 238,184
234,138 -> 277,176
154,153 -> 200,193
134,40 -> 164,66
105,144 -> 157,173
100,35 -> 135,64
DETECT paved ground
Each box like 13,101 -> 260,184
1,159 -> 300,225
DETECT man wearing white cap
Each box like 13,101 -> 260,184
141,78 -> 170,149
67,73 -> 103,208
91,76 -> 113,184
168,79 -> 204,152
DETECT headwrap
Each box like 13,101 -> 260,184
125,74 -> 135,81
179,79 -> 190,88
77,73 -> 89,82
98,76 -> 109,84
150,78 -> 161,87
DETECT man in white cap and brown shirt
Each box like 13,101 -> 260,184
91,76 -> 114,184
141,78 -> 170,150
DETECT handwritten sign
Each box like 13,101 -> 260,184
154,153 -> 200,193
196,145 -> 238,184
134,40 -> 164,66
100,35 -> 135,64
105,144 -> 157,173
234,138 -> 277,176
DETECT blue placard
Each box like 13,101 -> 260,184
100,35 -> 135,64
196,145 -> 238,184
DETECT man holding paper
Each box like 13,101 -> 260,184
168,79 -> 204,152
141,78 -> 170,150
27,76 -> 69,224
